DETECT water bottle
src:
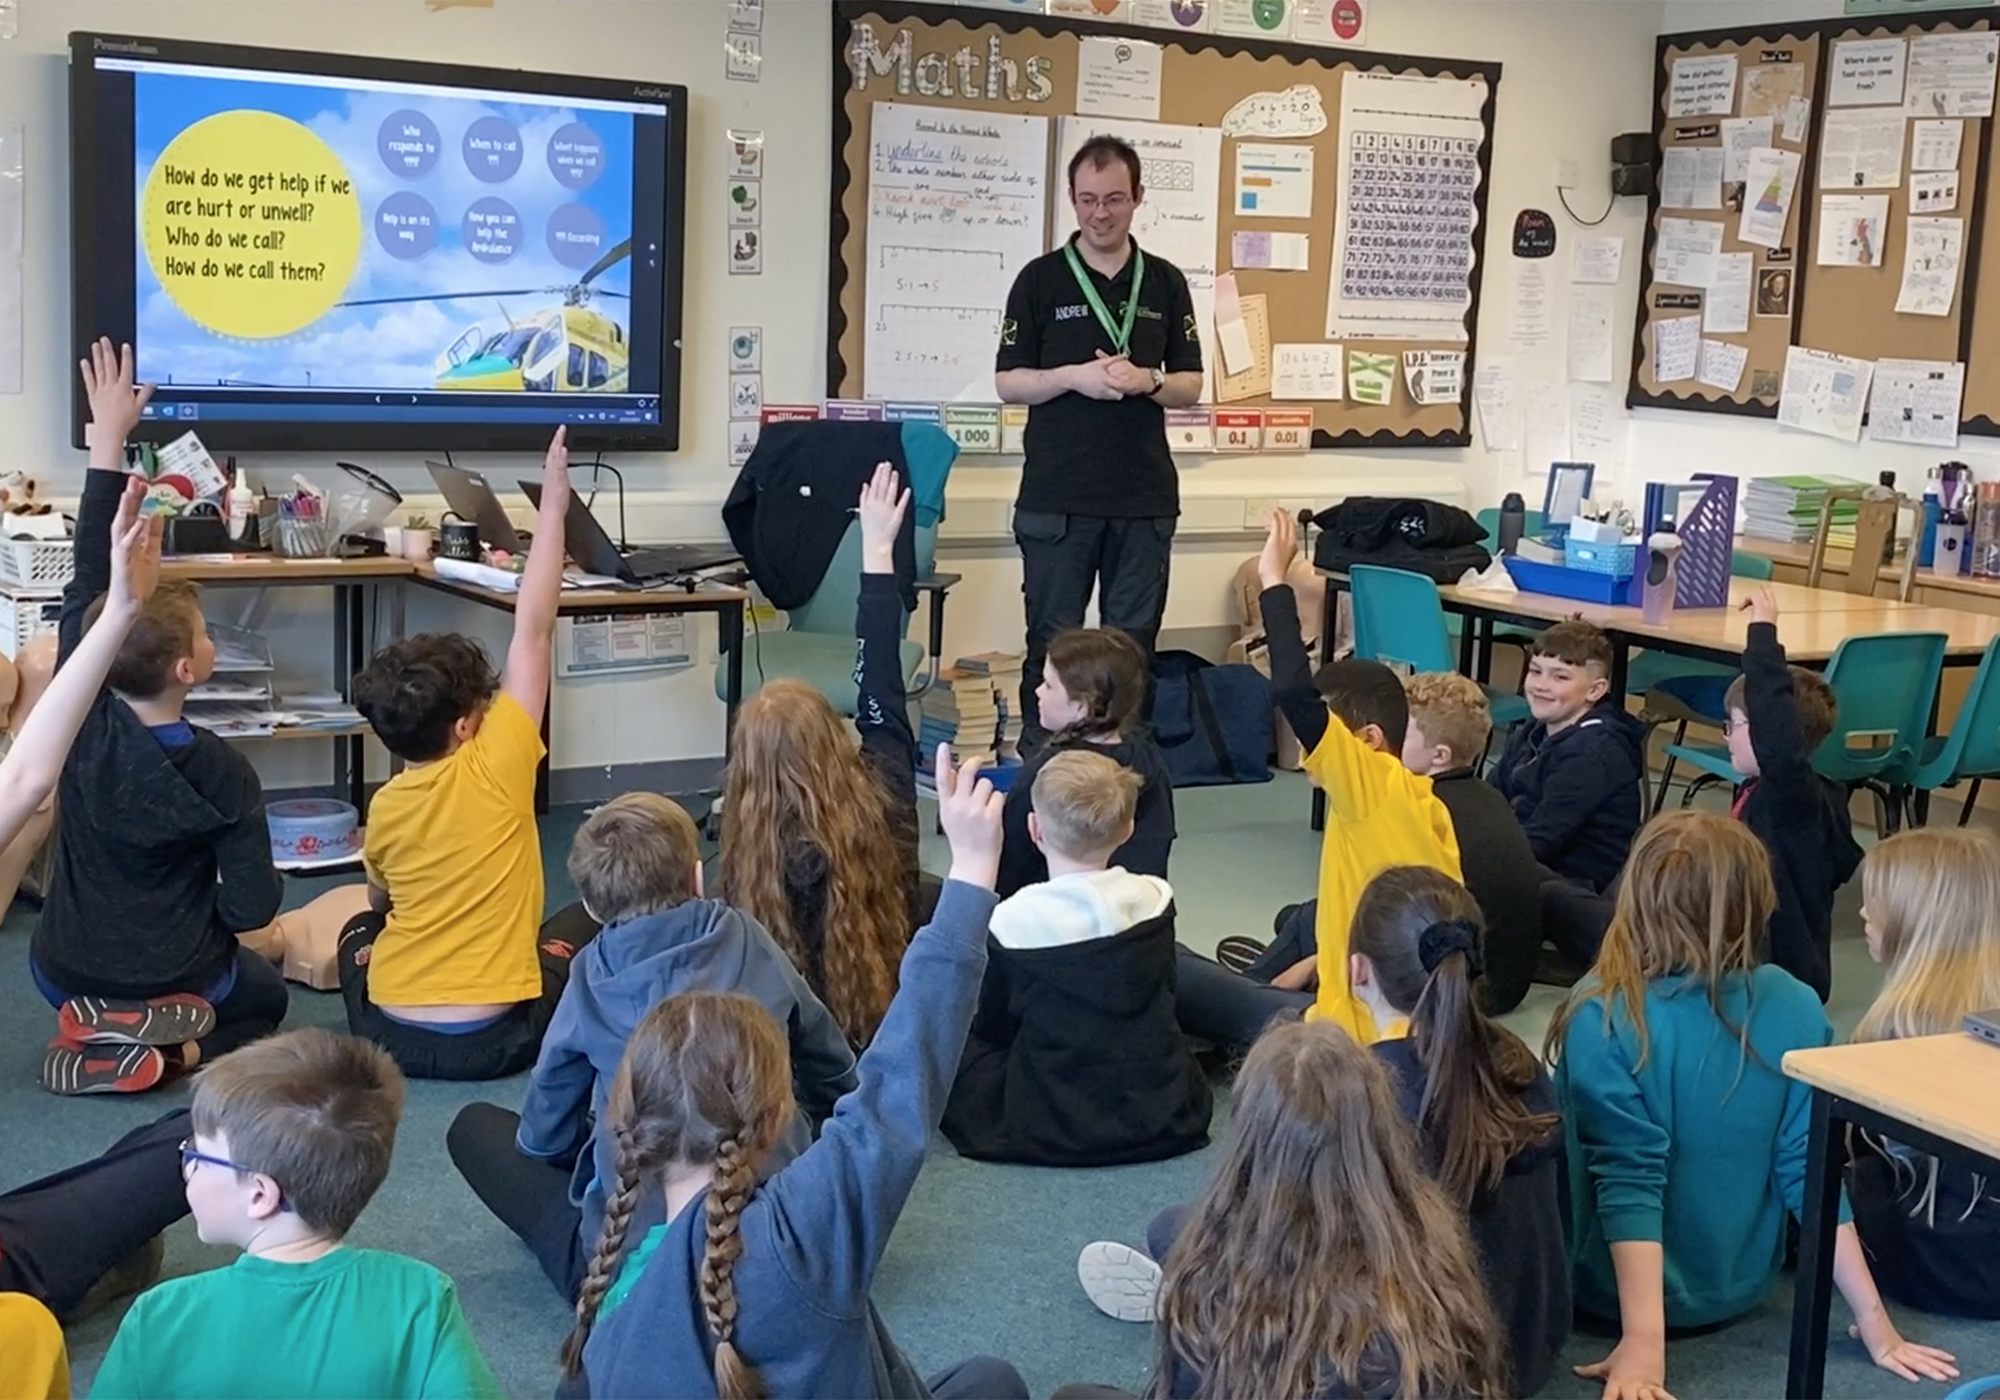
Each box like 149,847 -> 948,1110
1918,470 -> 1940,569
1879,470 -> 1899,565
1497,492 -> 1526,556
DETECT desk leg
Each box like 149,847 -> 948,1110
335,583 -> 367,812
534,694 -> 551,817
1311,578 -> 1339,834
1785,1089 -> 1844,1400
722,600 -> 745,762
1608,638 -> 1630,707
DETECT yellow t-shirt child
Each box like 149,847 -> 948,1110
1303,712 -> 1462,1043
362,692 -> 546,1007
0,1293 -> 69,1399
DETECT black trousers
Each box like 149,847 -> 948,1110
338,906 -> 596,1082
1014,509 -> 1175,743
0,1109 -> 190,1316
446,1102 -> 588,1302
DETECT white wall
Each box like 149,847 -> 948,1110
0,0 -> 1675,784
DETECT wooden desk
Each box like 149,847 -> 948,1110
1749,536 -> 2000,609
165,553 -> 417,809
1782,1035 -> 2000,1398
411,568 -> 750,811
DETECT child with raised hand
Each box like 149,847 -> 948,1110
1065,1017 -> 1507,1400
561,746 -> 1027,1400
35,338 -> 286,1096
345,424 -> 574,1081
1547,810 -> 1955,1400
89,1027 -> 501,1399
1849,827 -> 2000,1319
716,462 -> 925,1046
998,624 -> 1175,897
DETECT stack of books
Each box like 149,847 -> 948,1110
918,668 -> 1003,773
950,650 -> 1025,761
1743,475 -> 1862,546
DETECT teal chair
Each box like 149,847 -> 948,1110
1659,630 -> 1947,835
1911,635 -> 2000,826
1348,565 -> 1531,737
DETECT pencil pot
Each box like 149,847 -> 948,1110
438,517 -> 480,562
275,516 -> 333,559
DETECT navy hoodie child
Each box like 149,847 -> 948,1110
1490,700 -> 1647,893
575,881 -> 997,1400
516,899 -> 858,1267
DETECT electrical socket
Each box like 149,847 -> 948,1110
1556,157 -> 1581,190
1242,497 -> 1319,529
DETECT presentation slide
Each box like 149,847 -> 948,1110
132,68 -> 639,396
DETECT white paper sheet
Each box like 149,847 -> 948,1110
1522,380 -> 1572,473
1782,95 -> 1812,144
1698,338 -> 1750,393
1905,32 -> 1999,118
1820,109 -> 1907,189
1670,54 -> 1738,118
1570,236 -> 1624,285
1830,36 -> 1907,107
1912,118 -> 1963,171
864,103 -> 1050,402
1653,315 -> 1701,383
1076,35 -> 1164,122
1661,146 -> 1725,210
1233,141 -> 1314,219
1867,358 -> 1964,447
1896,215 -> 1963,316
1656,217 -> 1724,289
1474,358 -> 1521,451
0,123 -> 20,397
1327,73 -> 1485,340
1742,62 -> 1807,118
1232,229 -> 1310,270
1403,350 -> 1465,407
1911,170 -> 1960,215
1721,116 -> 1775,184
1568,283 -> 1616,384
1508,262 -> 1552,353
1213,270 -> 1254,375
1778,346 -> 1874,442
1739,147 -> 1801,248
1817,193 -> 1890,267
1571,383 -> 1623,473
1704,252 -> 1753,335
1271,343 -> 1344,399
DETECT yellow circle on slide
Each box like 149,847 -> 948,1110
141,111 -> 362,340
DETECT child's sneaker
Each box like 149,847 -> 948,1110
1214,936 -> 1268,975
57,993 -> 214,1047
41,1039 -> 167,1096
1077,1240 -> 1162,1323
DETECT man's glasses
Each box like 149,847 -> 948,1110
1073,194 -> 1133,213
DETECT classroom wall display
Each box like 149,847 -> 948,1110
828,0 -> 1501,448
1632,10 -> 2000,441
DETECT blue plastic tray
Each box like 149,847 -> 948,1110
1502,555 -> 1634,605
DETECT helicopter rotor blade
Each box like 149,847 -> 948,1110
578,239 -> 632,288
337,289 -> 548,308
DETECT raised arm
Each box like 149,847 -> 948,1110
854,463 -> 916,796
61,338 -> 153,665
0,478 -> 157,847
1256,509 -> 1328,753
1737,592 -> 1816,797
502,425 -> 572,726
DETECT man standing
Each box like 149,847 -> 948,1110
996,135 -> 1205,746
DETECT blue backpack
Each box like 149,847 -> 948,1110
1150,651 -> 1273,788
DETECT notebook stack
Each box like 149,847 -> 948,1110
1742,475 -> 1862,546
950,650 -> 1025,761
918,668 -> 1003,773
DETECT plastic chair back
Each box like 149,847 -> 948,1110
1815,631 -> 1947,784
1915,636 -> 2000,788
1731,550 -> 1775,581
784,516 -> 938,637
1349,565 -> 1455,674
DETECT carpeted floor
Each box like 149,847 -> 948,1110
6,774 -> 1995,1398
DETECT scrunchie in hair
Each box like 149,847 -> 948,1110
1418,917 -> 1485,979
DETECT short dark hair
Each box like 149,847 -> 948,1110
1725,665 -> 1838,751
82,580 -> 204,700
352,632 -> 499,762
191,1027 -> 404,1238
1313,658 -> 1410,749
1067,135 -> 1141,194
1532,618 -> 1614,676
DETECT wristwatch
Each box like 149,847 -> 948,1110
1148,366 -> 1167,396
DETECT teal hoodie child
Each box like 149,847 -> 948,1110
1556,963 -> 1849,1329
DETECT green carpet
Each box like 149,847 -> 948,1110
5,777 -> 1994,1397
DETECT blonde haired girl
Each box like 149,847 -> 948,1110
1850,828 -> 2000,1318
1547,811 -> 1954,1400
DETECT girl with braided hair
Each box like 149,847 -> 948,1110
560,747 -> 1026,1400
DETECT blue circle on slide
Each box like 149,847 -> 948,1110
377,110 -> 440,179
546,122 -> 606,191
547,203 -> 607,270
462,115 -> 523,184
375,192 -> 438,260
462,198 -> 522,264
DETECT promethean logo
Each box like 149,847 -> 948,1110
94,39 -> 160,54
632,86 -> 674,98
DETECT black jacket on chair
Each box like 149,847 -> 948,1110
942,907 -> 1211,1167
722,421 -> 918,610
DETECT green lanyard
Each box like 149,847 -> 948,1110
1063,240 -> 1146,356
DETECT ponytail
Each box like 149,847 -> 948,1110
700,1136 -> 766,1400
562,1123 -> 646,1380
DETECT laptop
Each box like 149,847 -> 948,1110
518,481 -> 740,585
426,461 -> 526,554
1965,1009 -> 2000,1049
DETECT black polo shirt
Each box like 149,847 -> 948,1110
996,235 -> 1202,519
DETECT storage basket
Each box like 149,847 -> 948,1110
0,538 -> 74,591
0,589 -> 62,660
1502,556 -> 1634,605
1564,537 -> 1637,578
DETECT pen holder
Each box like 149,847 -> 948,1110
275,516 -> 332,559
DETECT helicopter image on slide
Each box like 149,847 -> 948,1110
336,239 -> 632,393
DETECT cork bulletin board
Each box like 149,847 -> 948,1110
827,0 -> 1503,448
1632,8 -> 2000,438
